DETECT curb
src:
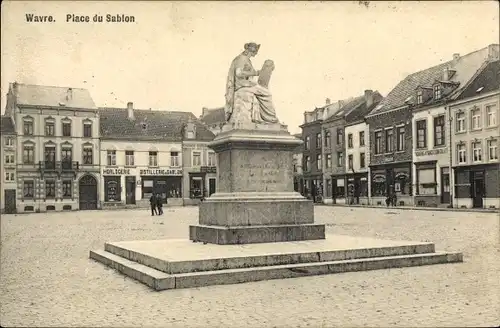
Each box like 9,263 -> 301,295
316,204 -> 500,214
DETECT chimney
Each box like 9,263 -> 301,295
443,67 -> 449,81
364,90 -> 374,108
127,102 -> 134,120
66,88 -> 73,101
202,107 -> 208,117
325,98 -> 331,105
453,53 -> 460,64
338,100 -> 344,109
488,44 -> 499,60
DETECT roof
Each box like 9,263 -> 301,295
200,107 -> 225,126
456,60 -> 500,100
0,116 -> 15,135
99,108 -> 215,142
324,91 -> 383,123
10,83 -> 97,109
370,44 -> 499,116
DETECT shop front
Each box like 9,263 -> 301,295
454,163 -> 499,209
370,162 -> 412,206
344,172 -> 369,205
139,168 -> 183,207
331,174 -> 346,204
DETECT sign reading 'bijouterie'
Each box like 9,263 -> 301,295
139,169 -> 182,176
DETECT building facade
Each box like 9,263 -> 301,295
4,83 -> 100,213
292,133 -> 303,193
450,59 -> 500,209
343,90 -> 383,205
411,44 -> 499,208
1,116 -> 17,213
99,104 -> 215,208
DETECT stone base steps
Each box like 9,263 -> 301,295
89,236 -> 463,291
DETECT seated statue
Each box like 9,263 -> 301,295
224,42 -> 280,125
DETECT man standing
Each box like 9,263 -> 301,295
156,193 -> 164,215
149,194 -> 157,216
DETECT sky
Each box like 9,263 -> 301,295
1,1 -> 499,134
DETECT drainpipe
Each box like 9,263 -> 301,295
447,103 -> 454,208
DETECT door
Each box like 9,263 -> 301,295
353,177 -> 360,204
208,178 -> 216,196
79,175 -> 98,210
125,176 -> 136,205
472,171 -> 485,208
4,189 -> 16,214
440,168 -> 451,204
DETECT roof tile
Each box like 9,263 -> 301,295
0,116 -> 15,134
12,83 -> 97,109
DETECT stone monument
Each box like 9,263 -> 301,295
89,42 -> 463,291
190,42 -> 324,244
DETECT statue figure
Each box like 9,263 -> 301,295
224,42 -> 280,124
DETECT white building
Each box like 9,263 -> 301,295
1,116 -> 17,213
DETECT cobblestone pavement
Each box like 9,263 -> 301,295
1,206 -> 499,327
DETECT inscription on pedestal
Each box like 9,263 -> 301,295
240,163 -> 280,185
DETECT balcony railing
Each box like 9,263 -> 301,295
38,161 -> 80,174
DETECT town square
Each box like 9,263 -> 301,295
1,1 -> 499,327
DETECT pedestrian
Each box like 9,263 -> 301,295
149,194 -> 157,216
156,193 -> 164,215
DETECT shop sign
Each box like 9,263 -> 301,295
383,156 -> 394,163
139,168 -> 183,176
102,167 -> 130,175
200,166 -> 217,173
415,148 -> 447,157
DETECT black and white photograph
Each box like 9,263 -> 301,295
1,1 -> 499,327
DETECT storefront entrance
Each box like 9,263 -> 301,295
472,170 -> 485,208
125,176 -> 136,205
79,174 -> 98,210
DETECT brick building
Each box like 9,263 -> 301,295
1,116 -> 17,213
4,83 -> 100,213
450,59 -> 500,209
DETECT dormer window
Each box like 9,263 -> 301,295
433,84 -> 442,100
416,91 -> 423,105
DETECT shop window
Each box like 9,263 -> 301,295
334,178 -> 345,199
190,176 -> 203,198
371,174 -> 386,197
141,177 -> 182,200
395,173 -> 410,195
417,168 -> 436,195
104,176 -> 121,202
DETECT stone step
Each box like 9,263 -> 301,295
89,249 -> 463,291
104,239 -> 436,274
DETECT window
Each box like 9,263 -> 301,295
304,156 -> 310,171
316,154 -> 322,170
23,180 -> 34,198
334,178 -> 345,199
396,126 -> 405,151
170,151 -> 180,166
385,128 -> 394,152
192,151 -> 201,166
61,146 -> 73,169
45,121 -> 55,136
324,131 -> 331,147
83,146 -> 93,165
471,107 -> 481,130
417,168 -> 436,195
360,153 -> 366,168
23,118 -> 34,135
348,154 -> 353,170
5,137 -> 14,147
304,136 -> 310,150
62,180 -> 72,197
347,134 -> 353,148
472,141 -> 482,162
83,123 -> 92,138
5,172 -> 15,181
5,153 -> 14,164
486,104 -> 497,127
416,90 -> 423,105
487,139 -> 498,160
44,145 -> 56,169
374,131 -> 382,154
326,153 -> 332,168
125,150 -> 134,166
107,150 -> 116,166
45,180 -> 56,198
149,151 -> 159,167
433,84 -> 442,100
336,129 -> 343,145
433,115 -> 445,147
416,120 -> 427,149
337,152 -> 343,167
208,152 -> 216,166
62,122 -> 72,137
457,144 -> 466,164
456,112 -> 466,132
359,131 -> 365,147
316,133 -> 321,148
23,143 -> 34,164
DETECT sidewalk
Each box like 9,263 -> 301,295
319,203 -> 499,214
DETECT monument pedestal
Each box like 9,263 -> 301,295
189,125 -> 324,244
